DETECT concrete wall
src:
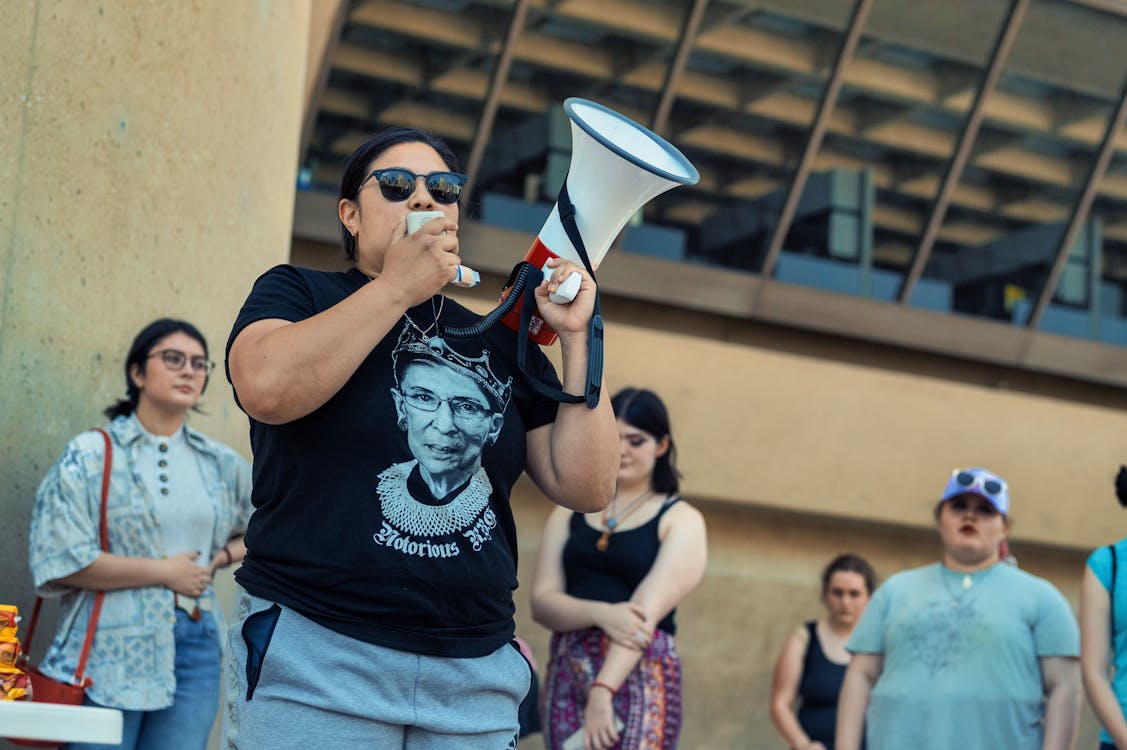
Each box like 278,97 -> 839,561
1,3 -> 309,745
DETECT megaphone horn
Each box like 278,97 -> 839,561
501,98 -> 700,345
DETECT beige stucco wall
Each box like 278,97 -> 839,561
1,7 -> 309,746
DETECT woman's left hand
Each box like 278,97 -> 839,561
533,258 -> 597,340
582,688 -> 621,750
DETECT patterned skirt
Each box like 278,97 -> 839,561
542,627 -> 682,750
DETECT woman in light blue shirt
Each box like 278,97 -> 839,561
29,318 -> 253,750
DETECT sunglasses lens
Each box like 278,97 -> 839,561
426,173 -> 463,204
376,170 -> 415,201
956,471 -> 975,487
983,480 -> 1002,495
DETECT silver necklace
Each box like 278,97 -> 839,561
940,566 -> 983,608
404,294 -> 445,340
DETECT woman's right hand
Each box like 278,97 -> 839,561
582,688 -> 621,750
595,602 -> 651,650
161,553 -> 211,597
378,216 -> 461,307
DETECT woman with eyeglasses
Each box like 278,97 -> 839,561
835,467 -> 1080,750
531,387 -> 707,750
1078,467 -> 1127,750
769,553 -> 876,750
224,127 -> 618,748
28,318 -> 253,750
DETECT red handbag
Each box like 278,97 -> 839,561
10,428 -> 112,748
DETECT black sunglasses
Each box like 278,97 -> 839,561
954,471 -> 1004,497
360,168 -> 466,205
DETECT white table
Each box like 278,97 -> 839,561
0,700 -> 123,744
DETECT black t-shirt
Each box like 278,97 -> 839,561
226,265 -> 560,657
561,497 -> 680,635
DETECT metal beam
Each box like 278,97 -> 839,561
897,0 -> 1029,304
652,0 -> 709,138
1027,72 -> 1127,329
462,0 -> 532,203
299,0 -> 350,161
753,0 -> 873,305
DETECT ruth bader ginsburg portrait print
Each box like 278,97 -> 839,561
374,323 -> 514,557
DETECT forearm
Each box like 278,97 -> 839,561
1081,668 -> 1127,747
593,641 -> 646,690
210,536 -> 248,572
1042,678 -> 1081,750
55,553 -> 170,591
226,536 -> 247,563
230,277 -> 410,424
769,699 -> 811,750
530,591 -> 607,634
546,332 -> 617,510
834,668 -> 874,750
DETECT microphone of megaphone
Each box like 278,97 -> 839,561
501,98 -> 699,345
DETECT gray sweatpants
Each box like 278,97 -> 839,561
223,590 -> 528,749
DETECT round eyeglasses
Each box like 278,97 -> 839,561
360,168 -> 466,205
148,348 -> 215,375
399,388 -> 491,422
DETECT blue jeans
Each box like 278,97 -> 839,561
67,609 -> 221,750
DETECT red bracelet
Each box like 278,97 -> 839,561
222,546 -> 233,567
591,680 -> 616,695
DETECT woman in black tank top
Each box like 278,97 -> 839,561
531,388 -> 708,750
769,553 -> 877,750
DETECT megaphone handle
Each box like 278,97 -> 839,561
544,265 -> 582,304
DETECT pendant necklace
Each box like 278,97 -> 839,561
404,294 -> 445,340
941,566 -> 984,608
596,489 -> 653,552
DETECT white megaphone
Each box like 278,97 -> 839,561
501,98 -> 699,345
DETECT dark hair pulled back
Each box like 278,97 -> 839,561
820,553 -> 878,597
103,318 -> 209,420
611,387 -> 680,495
337,127 -> 461,263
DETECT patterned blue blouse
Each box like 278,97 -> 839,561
28,414 -> 253,710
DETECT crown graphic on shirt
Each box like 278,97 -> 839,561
391,323 -> 512,411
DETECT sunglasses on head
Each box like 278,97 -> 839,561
360,168 -> 466,205
953,470 -> 1005,497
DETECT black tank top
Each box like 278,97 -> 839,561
797,620 -> 857,750
561,496 -> 681,635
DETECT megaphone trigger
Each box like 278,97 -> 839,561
544,265 -> 582,304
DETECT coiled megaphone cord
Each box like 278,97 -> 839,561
437,262 -> 540,340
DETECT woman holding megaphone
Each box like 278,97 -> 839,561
224,127 -> 619,747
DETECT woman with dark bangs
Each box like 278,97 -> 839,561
532,387 -> 708,750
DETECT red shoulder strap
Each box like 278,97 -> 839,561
24,428 -> 111,686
